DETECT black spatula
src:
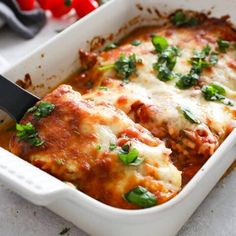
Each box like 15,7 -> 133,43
0,75 -> 39,122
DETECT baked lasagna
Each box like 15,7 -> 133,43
9,10 -> 236,209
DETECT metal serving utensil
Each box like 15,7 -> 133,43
0,75 -> 39,122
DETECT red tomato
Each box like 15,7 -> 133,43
37,0 -> 51,10
17,0 -> 35,11
73,0 -> 99,18
49,0 -> 73,18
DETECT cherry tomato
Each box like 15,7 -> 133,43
49,0 -> 73,18
73,0 -> 99,18
17,0 -> 35,11
37,0 -> 51,10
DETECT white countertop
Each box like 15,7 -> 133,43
0,19 -> 235,236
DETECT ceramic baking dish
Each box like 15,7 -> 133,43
0,0 -> 236,235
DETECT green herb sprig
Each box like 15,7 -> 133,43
152,35 -> 180,82
118,144 -> 143,166
176,45 -> 218,89
170,11 -> 200,27
181,107 -> 200,124
201,83 -> 234,106
131,40 -> 142,46
27,102 -> 55,119
124,186 -> 157,208
99,53 -> 140,82
104,42 -> 117,51
16,122 -> 44,147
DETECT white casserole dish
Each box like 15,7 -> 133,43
0,0 -> 236,235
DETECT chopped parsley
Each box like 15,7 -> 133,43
151,35 -> 168,53
176,45 -> 218,89
98,86 -> 108,91
59,227 -> 70,235
27,102 -> 55,119
96,144 -> 102,151
109,143 -> 116,151
170,10 -> 199,27
131,40 -> 142,46
114,53 -> 139,82
152,41 -> 180,82
124,186 -> 157,208
16,122 -> 44,147
55,159 -> 64,165
99,53 -> 140,82
118,144 -> 143,166
181,107 -> 200,124
104,42 -> 117,51
217,39 -> 230,53
201,83 -> 234,106
176,73 -> 198,89
209,52 -> 218,66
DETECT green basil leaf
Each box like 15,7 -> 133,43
209,52 -> 218,66
28,102 -> 55,119
118,147 -> 139,165
176,73 -> 199,89
217,39 -> 230,53
202,83 -> 226,101
104,42 -> 117,51
16,122 -> 44,147
114,53 -> 138,82
181,108 -> 200,124
96,144 -> 102,150
201,83 -> 233,106
98,86 -> 108,91
131,40 -> 142,46
170,11 -> 199,27
124,186 -> 157,208
109,143 -> 116,151
151,35 -> 168,53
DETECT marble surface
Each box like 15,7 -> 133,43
0,17 -> 235,236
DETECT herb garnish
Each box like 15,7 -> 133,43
98,86 -> 108,91
131,40 -> 142,46
217,39 -> 230,53
201,83 -> 234,106
104,42 -> 117,51
176,45 -> 218,89
124,186 -> 157,208
170,10 -> 199,27
151,35 -> 168,53
96,144 -> 102,151
109,143 -> 116,151
16,122 -> 44,147
99,53 -> 140,82
27,102 -> 55,119
55,159 -> 64,165
152,35 -> 180,82
59,227 -> 70,235
181,107 -> 200,124
118,144 -> 143,166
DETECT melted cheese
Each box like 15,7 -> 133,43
10,85 -> 181,209
82,19 -> 236,183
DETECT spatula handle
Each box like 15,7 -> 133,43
0,75 -> 39,121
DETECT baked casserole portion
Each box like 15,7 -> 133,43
78,12 -> 236,184
8,11 -> 236,209
10,85 -> 181,209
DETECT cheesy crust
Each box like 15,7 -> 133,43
10,85 -> 181,209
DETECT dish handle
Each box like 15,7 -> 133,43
0,147 -> 70,206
